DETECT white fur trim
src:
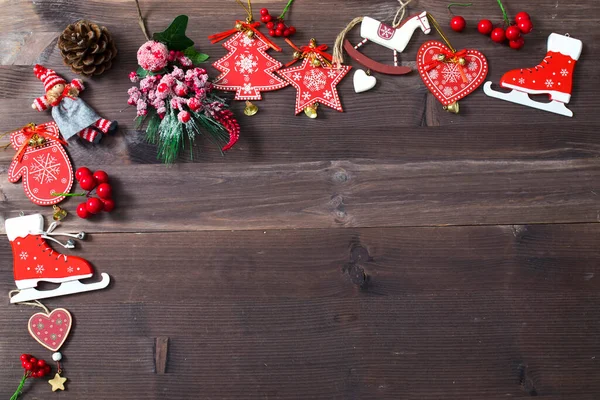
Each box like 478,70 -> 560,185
548,33 -> 582,61
5,214 -> 44,241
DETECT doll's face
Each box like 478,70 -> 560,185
48,84 -> 65,96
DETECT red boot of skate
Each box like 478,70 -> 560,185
6,214 -> 110,303
484,33 -> 582,117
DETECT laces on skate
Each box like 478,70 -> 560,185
521,55 -> 552,73
30,221 -> 85,249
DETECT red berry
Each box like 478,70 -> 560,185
509,37 -> 525,50
269,29 -> 276,37
35,370 -> 45,378
505,25 -> 521,40
77,203 -> 90,218
277,22 -> 286,30
23,362 -> 33,371
275,29 -> 283,37
86,197 -> 104,214
263,14 -> 272,23
96,183 -> 113,199
93,170 -> 109,184
477,19 -> 493,35
37,359 -> 46,368
80,175 -> 97,191
266,21 -> 275,30
260,8 -> 269,16
20,354 -> 30,362
29,357 -> 37,364
75,167 -> 92,181
283,29 -> 291,37
515,11 -> 530,23
288,26 -> 296,35
44,365 -> 51,375
490,27 -> 506,43
260,16 -> 267,23
101,198 -> 116,212
450,16 -> 466,32
518,19 -> 533,34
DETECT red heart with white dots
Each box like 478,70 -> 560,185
417,41 -> 488,106
28,308 -> 72,352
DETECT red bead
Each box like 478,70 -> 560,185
277,22 -> 286,30
515,11 -> 530,23
80,175 -> 97,191
263,14 -> 272,23
86,197 -> 104,214
101,198 -> 116,212
266,21 -> 275,30
450,16 -> 466,32
20,354 -> 30,362
275,29 -> 283,37
490,27 -> 506,43
77,202 -> 90,219
505,25 -> 521,40
37,359 -> 46,368
518,19 -> 533,34
93,170 -> 109,184
283,29 -> 291,37
509,37 -> 525,49
75,167 -> 92,181
288,26 -> 296,35
260,8 -> 269,16
477,19 -> 493,35
96,183 -> 113,199
269,29 -> 276,37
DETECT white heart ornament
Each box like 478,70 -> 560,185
353,69 -> 377,93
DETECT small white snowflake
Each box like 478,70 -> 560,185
323,90 -> 332,100
467,61 -> 477,71
443,87 -> 454,97
67,266 -> 73,273
302,92 -> 312,100
242,83 -> 253,93
240,35 -> 255,48
327,69 -> 337,79
35,265 -> 44,275
428,69 -> 439,80
518,77 -> 526,85
293,72 -> 302,81
235,54 -> 258,75
303,69 -> 327,92
560,68 -> 569,77
441,63 -> 462,83
20,251 -> 28,260
545,79 -> 554,88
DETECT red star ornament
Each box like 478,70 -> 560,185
278,57 -> 351,115
213,31 -> 288,100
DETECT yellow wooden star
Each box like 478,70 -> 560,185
48,373 -> 67,391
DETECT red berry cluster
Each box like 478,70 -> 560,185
20,354 -> 51,378
260,8 -> 296,38
478,12 -> 533,49
75,167 -> 115,219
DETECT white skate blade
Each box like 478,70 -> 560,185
484,81 -> 573,117
10,273 -> 110,303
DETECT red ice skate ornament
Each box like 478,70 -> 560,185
484,33 -> 582,117
7,122 -> 73,206
6,214 -> 110,304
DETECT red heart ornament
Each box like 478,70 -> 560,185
417,41 -> 488,106
28,308 -> 72,352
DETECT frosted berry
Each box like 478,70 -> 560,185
79,175 -> 97,191
101,198 -> 116,212
450,16 -> 466,32
515,11 -> 530,23
96,183 -> 113,199
509,37 -> 525,50
75,167 -> 92,181
93,170 -> 109,184
518,19 -> 533,34
477,20 -> 493,35
490,27 -> 506,43
505,26 -> 521,40
77,203 -> 90,218
86,197 -> 104,214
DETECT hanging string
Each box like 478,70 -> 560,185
278,0 -> 295,19
235,0 -> 253,22
134,0 -> 151,41
392,0 -> 414,27
8,292 -> 50,314
426,13 -> 456,52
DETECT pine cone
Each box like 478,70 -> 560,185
58,20 -> 118,77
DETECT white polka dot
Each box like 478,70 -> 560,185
17,242 -> 20,245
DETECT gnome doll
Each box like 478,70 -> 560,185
31,64 -> 117,143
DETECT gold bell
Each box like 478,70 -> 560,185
235,22 -> 243,31
36,136 -> 46,146
244,101 -> 258,116
245,29 -> 254,39
443,101 -> 460,114
458,57 -> 467,66
52,205 -> 67,221
293,51 -> 303,60
304,103 -> 318,119
28,138 -> 37,147
311,58 -> 321,67
309,38 -> 317,48
437,54 -> 446,62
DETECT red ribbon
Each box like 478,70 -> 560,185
13,124 -> 67,162
423,49 -> 468,83
50,85 -> 77,107
284,39 -> 333,67
208,21 -> 281,52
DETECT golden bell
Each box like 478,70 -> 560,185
437,54 -> 446,62
311,58 -> 321,67
304,103 -> 318,119
36,136 -> 46,146
235,22 -> 243,31
244,101 -> 258,116
458,57 -> 467,66
28,138 -> 37,147
245,29 -> 254,39
293,51 -> 303,60
52,205 -> 67,221
443,101 -> 460,114
309,38 -> 317,48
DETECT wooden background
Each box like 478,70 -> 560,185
1,0 -> 599,398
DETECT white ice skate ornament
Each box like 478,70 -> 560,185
353,69 -> 377,93
484,33 -> 582,117
6,214 -> 110,304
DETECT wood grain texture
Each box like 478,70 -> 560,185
0,0 -> 599,398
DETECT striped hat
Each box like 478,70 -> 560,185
33,64 -> 66,92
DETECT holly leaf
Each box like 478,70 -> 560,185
137,67 -> 165,77
183,47 -> 210,64
152,15 -> 194,51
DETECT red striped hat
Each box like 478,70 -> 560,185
33,64 -> 66,92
